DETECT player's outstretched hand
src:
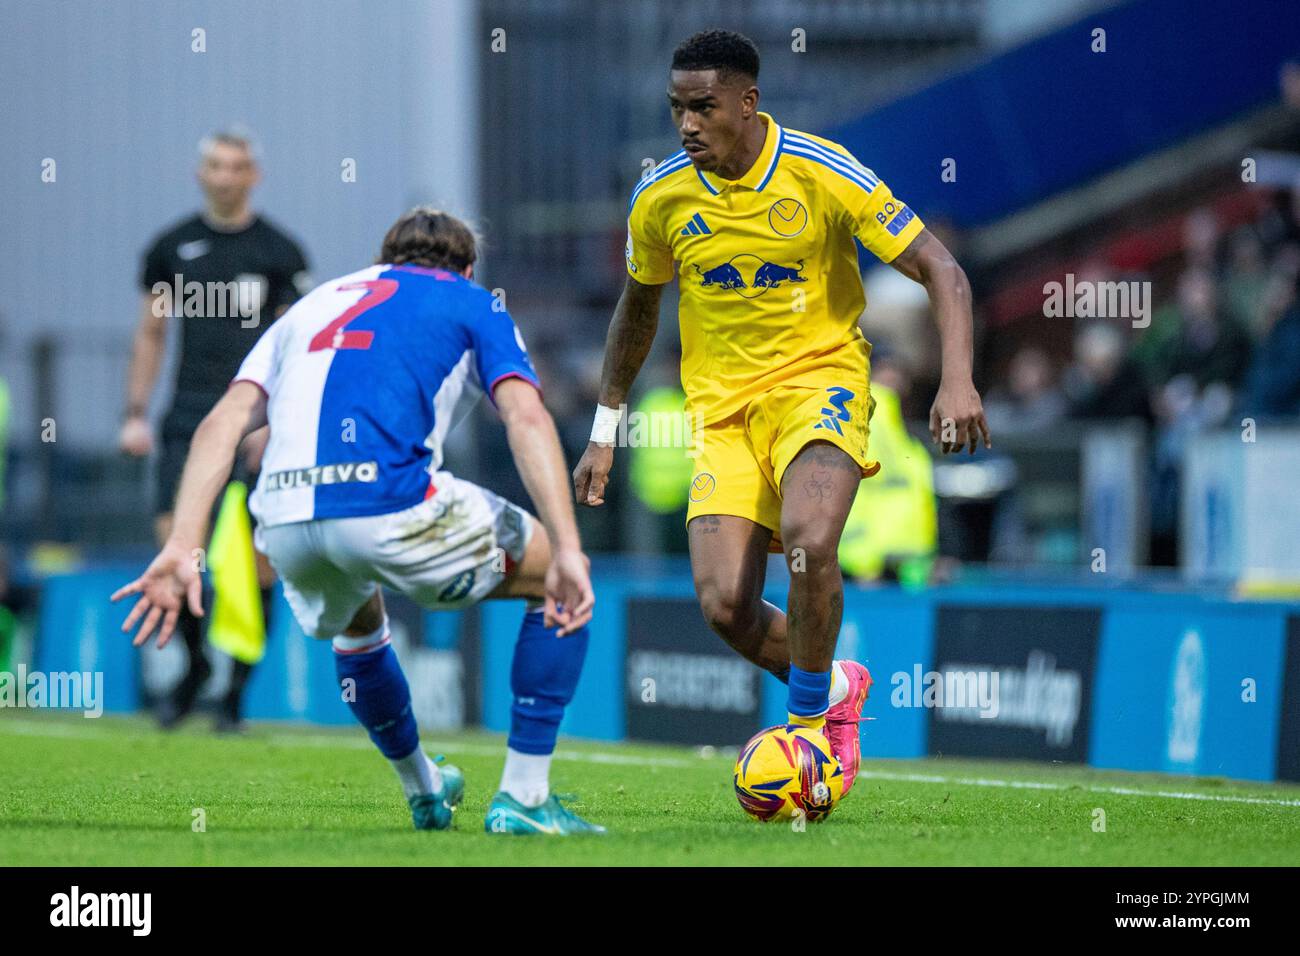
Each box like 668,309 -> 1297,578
544,548 -> 595,637
573,442 -> 614,506
929,379 -> 992,455
110,541 -> 204,649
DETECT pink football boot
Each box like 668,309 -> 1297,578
823,660 -> 873,795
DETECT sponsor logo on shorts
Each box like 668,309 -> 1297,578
689,472 -> 716,501
812,386 -> 854,435
438,569 -> 476,603
264,460 -> 379,491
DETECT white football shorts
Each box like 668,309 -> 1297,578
254,471 -> 534,638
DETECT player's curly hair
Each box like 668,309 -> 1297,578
379,206 -> 479,273
671,29 -> 760,82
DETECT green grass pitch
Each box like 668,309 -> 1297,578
2,714 -> 1297,866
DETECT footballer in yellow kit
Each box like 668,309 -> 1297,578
574,30 -> 989,797
625,102 -> 923,547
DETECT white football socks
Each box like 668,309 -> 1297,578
828,660 -> 850,708
393,749 -> 444,800
500,748 -> 551,808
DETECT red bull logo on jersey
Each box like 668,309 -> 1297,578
693,255 -> 807,299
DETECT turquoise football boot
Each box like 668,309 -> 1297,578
484,791 -> 607,836
434,755 -> 464,806
407,756 -> 464,831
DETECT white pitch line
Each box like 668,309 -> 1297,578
855,770 -> 1300,808
5,720 -> 1296,801
283,733 -> 694,768
0,719 -> 96,739
0,719 -> 695,768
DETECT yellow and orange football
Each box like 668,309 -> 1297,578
733,724 -> 844,822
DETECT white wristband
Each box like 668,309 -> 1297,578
590,404 -> 622,445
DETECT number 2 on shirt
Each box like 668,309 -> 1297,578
308,279 -> 398,352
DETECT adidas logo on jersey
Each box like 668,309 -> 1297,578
680,213 -> 712,236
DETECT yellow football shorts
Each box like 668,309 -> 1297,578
686,379 -> 879,552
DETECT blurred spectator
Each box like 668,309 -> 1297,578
1182,207 -> 1220,272
1222,227 -> 1271,339
1240,267 -> 1300,420
1133,209 -> 1222,378
983,346 -> 1067,434
1151,268 -> 1252,394
1281,59 -> 1300,111
1065,321 -> 1152,423
1148,373 -> 1233,567
1144,270 -> 1250,565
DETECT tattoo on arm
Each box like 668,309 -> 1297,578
599,276 -> 664,407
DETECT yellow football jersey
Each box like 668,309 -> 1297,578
626,111 -> 924,427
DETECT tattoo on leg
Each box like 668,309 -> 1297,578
816,444 -> 861,474
785,442 -> 860,499
803,469 -> 833,500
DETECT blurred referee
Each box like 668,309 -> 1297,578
120,127 -> 311,732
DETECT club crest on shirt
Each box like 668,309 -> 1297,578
768,198 -> 808,237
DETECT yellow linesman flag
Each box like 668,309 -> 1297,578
206,481 -> 266,664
